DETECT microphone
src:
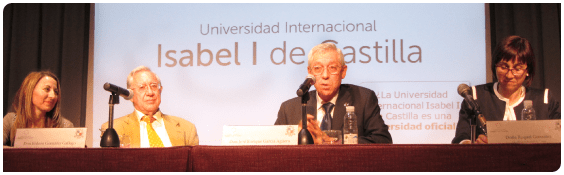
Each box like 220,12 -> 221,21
457,84 -> 487,134
457,84 -> 479,112
103,82 -> 134,100
296,75 -> 316,97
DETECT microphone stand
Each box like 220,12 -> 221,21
100,93 -> 120,147
471,108 -> 487,144
298,91 -> 314,145
470,113 -> 477,144
466,100 -> 480,144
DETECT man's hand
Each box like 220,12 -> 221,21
298,114 -> 328,144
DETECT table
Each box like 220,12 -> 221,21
3,144 -> 560,172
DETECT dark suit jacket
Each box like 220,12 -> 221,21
275,84 -> 392,144
452,83 -> 561,143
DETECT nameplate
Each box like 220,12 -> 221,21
487,119 -> 561,143
14,128 -> 87,148
221,125 -> 298,145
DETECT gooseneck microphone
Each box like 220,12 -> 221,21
296,75 -> 316,97
457,84 -> 487,135
103,82 -> 134,100
297,75 -> 315,144
101,82 -> 131,147
457,84 -> 478,111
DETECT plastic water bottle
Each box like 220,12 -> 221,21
343,106 -> 358,144
521,100 -> 536,120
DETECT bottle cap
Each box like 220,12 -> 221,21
523,100 -> 533,108
346,106 -> 355,112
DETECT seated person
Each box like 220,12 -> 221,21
452,35 -> 561,144
274,43 -> 392,144
3,71 -> 74,146
100,66 -> 198,147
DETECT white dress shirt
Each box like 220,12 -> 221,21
493,82 -> 525,121
135,110 -> 172,147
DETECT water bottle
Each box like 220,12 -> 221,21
343,106 -> 358,144
521,100 -> 536,120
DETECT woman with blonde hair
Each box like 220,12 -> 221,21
3,71 -> 74,146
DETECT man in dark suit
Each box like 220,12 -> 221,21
274,43 -> 392,144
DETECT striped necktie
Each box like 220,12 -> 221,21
142,116 -> 164,147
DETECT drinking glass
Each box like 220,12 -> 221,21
322,130 -> 342,144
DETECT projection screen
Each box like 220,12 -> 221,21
92,3 -> 486,146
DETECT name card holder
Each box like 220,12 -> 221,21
488,119 -> 560,144
14,128 -> 87,148
221,125 -> 298,145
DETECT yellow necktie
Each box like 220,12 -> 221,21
142,116 -> 164,147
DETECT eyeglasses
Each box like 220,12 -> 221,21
496,64 -> 527,77
310,65 -> 342,75
132,83 -> 161,93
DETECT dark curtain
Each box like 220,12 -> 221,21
3,3 -> 90,127
490,3 -> 561,101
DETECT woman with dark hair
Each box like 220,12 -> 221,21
452,35 -> 560,144
3,71 -> 74,146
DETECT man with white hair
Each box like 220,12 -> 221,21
101,66 -> 198,147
